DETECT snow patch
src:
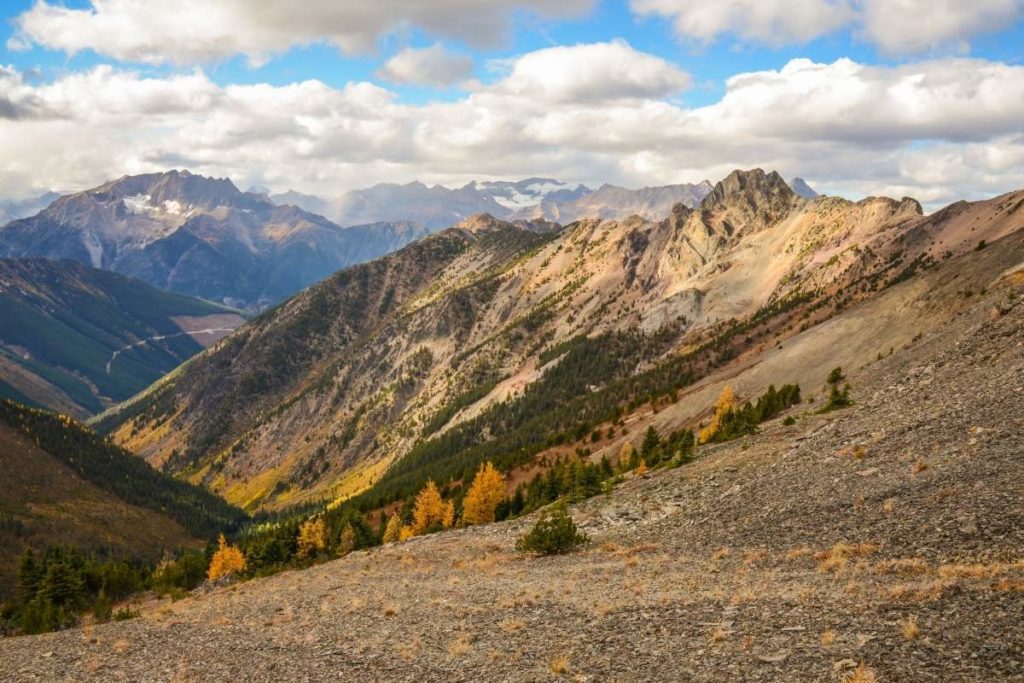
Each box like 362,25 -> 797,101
163,199 -> 183,214
122,194 -> 154,215
82,231 -> 104,268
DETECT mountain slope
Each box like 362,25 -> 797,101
514,181 -> 713,222
0,399 -> 248,596
99,170 -> 1024,512
0,192 -> 59,225
4,271 -> 1022,678
0,171 -> 429,309
0,258 -> 245,417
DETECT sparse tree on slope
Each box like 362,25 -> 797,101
382,512 -> 403,544
699,385 -> 736,443
207,534 -> 246,580
408,480 -> 452,536
462,461 -> 507,525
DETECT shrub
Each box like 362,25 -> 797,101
515,503 -> 588,555
783,415 -> 796,426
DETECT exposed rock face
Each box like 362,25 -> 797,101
98,168 -> 1024,512
0,171 -> 429,309
788,177 -> 819,199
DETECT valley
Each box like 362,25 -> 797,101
2,269 -> 1020,680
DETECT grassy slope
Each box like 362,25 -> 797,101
0,424 -> 197,597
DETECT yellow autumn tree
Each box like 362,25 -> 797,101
296,517 -> 327,559
462,461 -> 507,525
207,534 -> 246,580
699,385 -> 736,444
382,512 -> 403,544
337,524 -> 356,557
409,480 -> 452,536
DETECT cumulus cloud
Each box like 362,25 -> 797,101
859,0 -> 1024,54
377,44 -> 475,87
11,0 -> 594,65
631,0 -> 853,47
0,51 -> 1022,207
631,0 -> 1023,54
492,40 -> 691,102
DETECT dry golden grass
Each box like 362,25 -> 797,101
853,446 -> 867,460
911,460 -> 928,475
382,603 -> 398,617
743,549 -> 767,565
882,498 -> 896,514
843,663 -> 878,683
710,624 -> 729,642
112,638 -> 131,654
711,548 -> 731,561
821,629 -> 837,646
938,563 -> 1002,579
500,618 -> 525,632
549,654 -> 570,675
448,633 -> 474,657
397,636 -> 421,662
899,615 -> 920,640
786,546 -> 814,560
995,577 -> 1024,592
889,578 -> 951,602
815,542 -> 878,573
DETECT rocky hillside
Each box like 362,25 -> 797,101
513,180 -> 714,223
97,169 -> 1024,513
4,261 -> 1021,680
0,258 -> 245,417
0,171 -> 429,309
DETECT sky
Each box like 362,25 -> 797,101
1,0 -> 1023,208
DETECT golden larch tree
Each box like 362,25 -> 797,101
410,480 -> 448,536
462,461 -> 507,525
296,517 -> 327,559
337,523 -> 357,556
207,533 -> 246,580
699,385 -> 736,444
382,512 -> 403,544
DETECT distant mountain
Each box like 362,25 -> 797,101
514,181 -> 713,222
0,399 -> 246,596
0,257 -> 245,417
788,177 -> 820,199
0,171 -> 429,309
0,191 -> 60,225
99,168 -> 1024,512
271,178 -> 710,228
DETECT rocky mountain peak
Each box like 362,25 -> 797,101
701,168 -> 796,209
788,177 -> 819,199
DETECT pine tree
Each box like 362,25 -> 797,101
382,512 -> 403,543
640,426 -> 661,463
207,534 -> 246,580
462,462 -> 508,525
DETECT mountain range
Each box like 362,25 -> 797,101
0,171 -> 430,310
272,178 -> 721,228
0,258 -> 245,418
95,169 -> 1024,513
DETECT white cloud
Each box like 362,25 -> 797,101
492,40 -> 692,102
859,0 -> 1024,54
377,44 -> 474,87
11,0 -> 594,65
0,52 -> 1022,207
631,0 -> 853,46
630,0 -> 1023,54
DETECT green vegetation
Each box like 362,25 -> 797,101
3,545 -> 211,635
0,400 -> 247,538
515,502 -> 588,555
702,384 -> 802,443
0,259 -> 237,411
818,367 -> 853,413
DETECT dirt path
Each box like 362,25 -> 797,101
105,328 -> 238,374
